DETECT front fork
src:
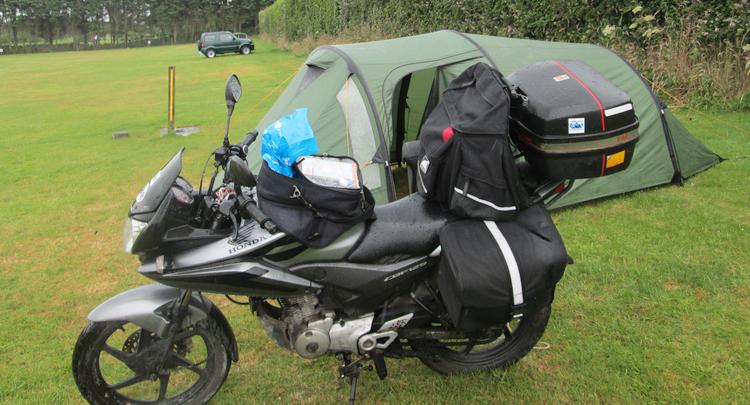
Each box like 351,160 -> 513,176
139,289 -> 194,378
162,288 -> 194,348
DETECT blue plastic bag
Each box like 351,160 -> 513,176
261,108 -> 319,177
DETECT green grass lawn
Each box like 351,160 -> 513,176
0,41 -> 748,404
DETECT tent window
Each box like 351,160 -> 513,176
296,65 -> 326,96
336,77 -> 381,189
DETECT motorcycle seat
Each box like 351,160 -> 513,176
347,193 -> 448,263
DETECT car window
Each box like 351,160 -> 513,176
205,34 -> 217,43
220,34 -> 234,42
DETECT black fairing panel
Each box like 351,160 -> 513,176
130,149 -> 184,217
348,194 -> 448,263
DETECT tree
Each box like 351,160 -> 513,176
1,1 -> 25,46
25,0 -> 65,45
69,0 -> 101,44
1,0 -> 271,47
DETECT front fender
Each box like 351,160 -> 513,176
89,283 -> 211,337
88,284 -> 239,361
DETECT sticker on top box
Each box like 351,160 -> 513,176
568,118 -> 585,134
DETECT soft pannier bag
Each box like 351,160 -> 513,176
508,60 -> 640,180
437,204 -> 568,330
256,155 -> 374,248
416,62 -> 529,221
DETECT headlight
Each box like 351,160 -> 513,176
123,217 -> 149,254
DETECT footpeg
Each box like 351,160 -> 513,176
357,330 -> 397,353
357,313 -> 413,354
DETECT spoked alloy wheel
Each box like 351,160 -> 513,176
72,318 -> 230,404
416,304 -> 551,375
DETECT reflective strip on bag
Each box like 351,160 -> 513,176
417,166 -> 428,194
454,188 -> 516,212
483,221 -> 524,308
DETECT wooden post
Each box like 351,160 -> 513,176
167,66 -> 175,134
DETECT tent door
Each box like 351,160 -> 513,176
392,67 -> 438,163
393,74 -> 411,163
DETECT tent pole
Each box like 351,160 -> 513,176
446,30 -> 499,71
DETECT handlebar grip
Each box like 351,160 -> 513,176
237,131 -> 259,159
241,199 -> 278,234
240,131 -> 258,148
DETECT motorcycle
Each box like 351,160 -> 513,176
72,74 -> 562,404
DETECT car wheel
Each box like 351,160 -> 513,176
240,45 -> 251,55
206,49 -> 216,58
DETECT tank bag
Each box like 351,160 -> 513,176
256,156 -> 374,248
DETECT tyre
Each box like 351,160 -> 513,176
416,304 -> 551,375
240,45 -> 251,55
72,317 -> 231,404
206,49 -> 216,58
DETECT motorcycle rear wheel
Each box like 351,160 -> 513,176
416,304 -> 551,375
72,318 -> 231,404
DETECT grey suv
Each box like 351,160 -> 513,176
197,31 -> 254,58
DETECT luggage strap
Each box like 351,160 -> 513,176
483,221 -> 525,319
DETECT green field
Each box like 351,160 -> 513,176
0,41 -> 748,404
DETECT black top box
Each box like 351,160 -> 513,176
508,60 -> 640,180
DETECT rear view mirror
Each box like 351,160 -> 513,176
225,74 -> 242,113
223,74 -> 243,147
227,156 -> 256,188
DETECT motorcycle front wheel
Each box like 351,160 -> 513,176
72,317 -> 231,404
416,304 -> 551,375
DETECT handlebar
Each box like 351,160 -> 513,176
215,129 -> 275,232
239,130 -> 258,155
237,194 -> 278,234
214,131 -> 258,166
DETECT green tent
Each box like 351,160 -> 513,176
253,30 -> 720,208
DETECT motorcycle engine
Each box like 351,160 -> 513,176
257,295 -> 335,359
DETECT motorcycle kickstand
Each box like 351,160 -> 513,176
337,353 -> 369,405
347,370 -> 358,405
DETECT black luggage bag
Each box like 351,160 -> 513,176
508,60 -> 640,180
437,204 -> 568,330
256,157 -> 375,248
416,62 -> 529,221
